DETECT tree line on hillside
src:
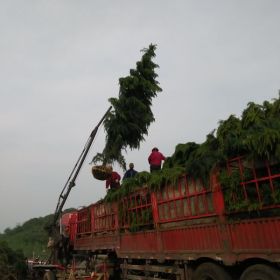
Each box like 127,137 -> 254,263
0,241 -> 27,280
0,215 -> 53,260
0,209 -> 76,260
0,210 -> 76,278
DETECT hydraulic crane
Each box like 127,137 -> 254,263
48,106 -> 112,262
31,107 -> 112,279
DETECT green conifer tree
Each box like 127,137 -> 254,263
93,44 -> 162,169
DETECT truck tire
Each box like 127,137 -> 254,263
193,262 -> 232,280
43,271 -> 56,280
240,264 -> 280,280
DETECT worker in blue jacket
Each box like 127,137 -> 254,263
123,163 -> 138,180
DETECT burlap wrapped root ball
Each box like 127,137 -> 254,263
91,165 -> 112,181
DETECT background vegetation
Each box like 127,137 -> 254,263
0,241 -> 27,279
0,214 -> 53,260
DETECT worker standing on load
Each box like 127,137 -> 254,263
105,166 -> 121,190
123,163 -> 138,180
148,147 -> 166,172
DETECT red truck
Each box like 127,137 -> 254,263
33,108 -> 280,280
43,155 -> 280,280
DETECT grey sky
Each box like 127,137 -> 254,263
1,1 -> 280,233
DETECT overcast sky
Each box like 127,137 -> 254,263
0,1 -> 280,233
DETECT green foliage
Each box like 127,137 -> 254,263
219,166 -> 280,213
105,167 -> 185,202
241,98 -> 280,160
0,215 -> 53,259
163,132 -> 225,186
241,102 -> 265,129
219,169 -> 245,211
99,80 -> 280,215
161,94 -> 280,189
117,190 -> 154,232
135,171 -> 151,186
141,208 -> 153,224
163,142 -> 199,168
216,115 -> 244,157
185,132 -> 224,185
105,171 -> 153,202
0,209 -> 74,260
0,241 -> 27,279
148,171 -> 165,190
244,122 -> 280,159
130,212 -> 139,232
272,183 -> 280,204
148,166 -> 185,190
92,44 -> 162,169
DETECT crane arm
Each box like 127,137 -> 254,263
52,106 -> 112,229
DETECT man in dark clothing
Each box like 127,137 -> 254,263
123,163 -> 138,180
148,147 -> 166,172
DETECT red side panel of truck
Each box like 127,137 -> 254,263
74,157 -> 280,265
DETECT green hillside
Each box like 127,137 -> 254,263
0,241 -> 27,279
0,214 -> 53,260
0,208 -> 76,260
0,214 -> 53,279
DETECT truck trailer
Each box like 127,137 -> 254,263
39,155 -> 280,280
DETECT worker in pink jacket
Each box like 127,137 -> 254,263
148,147 -> 166,172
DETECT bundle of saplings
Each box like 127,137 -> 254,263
104,167 -> 185,202
104,95 -> 280,206
166,96 -> 280,172
92,44 -> 162,170
162,95 -> 280,212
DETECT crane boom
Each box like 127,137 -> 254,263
52,106 -> 112,229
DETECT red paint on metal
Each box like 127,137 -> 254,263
77,206 -> 91,234
229,218 -> 280,251
120,232 -> 158,252
160,224 -> 223,251
72,156 -> 280,265
151,192 -> 159,225
68,212 -> 77,243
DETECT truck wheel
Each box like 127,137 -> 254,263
193,262 -> 232,280
240,264 -> 280,280
43,271 -> 56,280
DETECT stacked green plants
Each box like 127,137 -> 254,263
104,166 -> 185,202
104,167 -> 186,230
219,168 -> 280,213
165,96 -> 280,179
164,95 -> 280,212
117,194 -> 154,232
106,95 -> 280,214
